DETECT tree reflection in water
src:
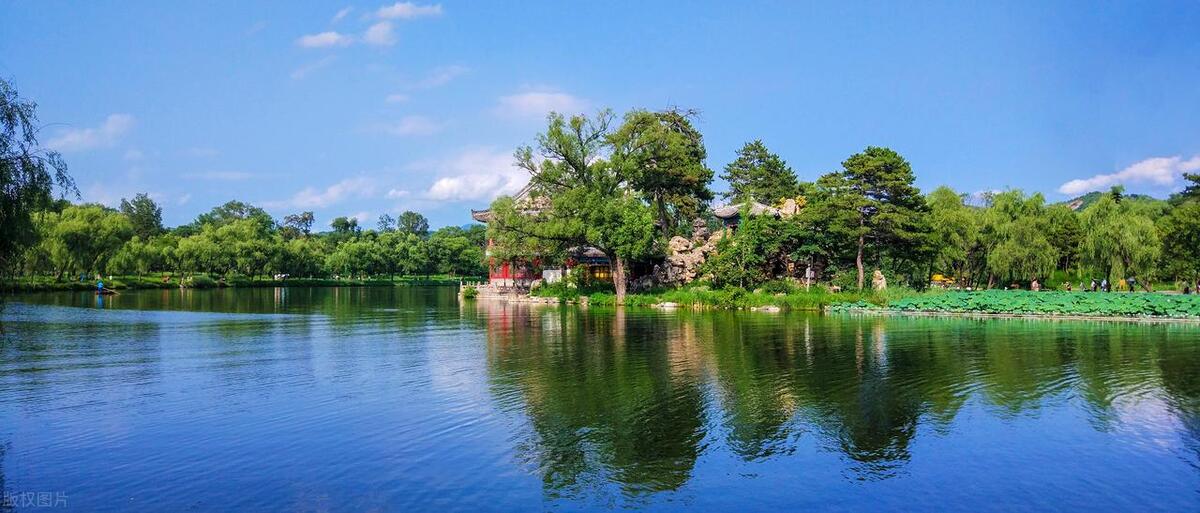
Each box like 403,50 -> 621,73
474,300 -> 1200,498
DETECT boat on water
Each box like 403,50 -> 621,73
95,289 -> 117,296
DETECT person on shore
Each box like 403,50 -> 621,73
96,279 -> 104,293
1127,276 -> 1137,293
1065,282 -> 1072,292
1089,279 -> 1098,292
1184,285 -> 1191,295
1031,278 -> 1041,292
1101,278 -> 1109,292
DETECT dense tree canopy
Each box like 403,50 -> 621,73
810,147 -> 930,289
609,108 -> 713,236
120,193 -> 164,240
0,78 -> 76,274
925,186 -> 977,283
1079,193 -> 1160,286
495,110 -> 663,302
7,86 -> 1200,296
720,140 -> 802,205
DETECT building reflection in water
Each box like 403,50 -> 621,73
469,300 -> 1200,499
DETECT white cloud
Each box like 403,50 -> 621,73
291,56 -> 336,79
494,90 -> 588,119
178,193 -> 192,206
385,93 -> 410,103
349,211 -> 372,226
386,188 -> 411,198
332,7 -> 353,22
376,2 -> 442,19
270,177 -> 376,209
1058,155 -> 1200,195
419,147 -> 527,202
183,171 -> 253,181
377,115 -> 444,136
296,31 -> 353,48
47,114 -> 135,152
363,21 -> 396,46
409,65 -> 468,89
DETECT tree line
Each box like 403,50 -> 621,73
4,78 -> 1198,297
11,196 -> 487,282
489,109 -> 1200,302
0,78 -> 484,284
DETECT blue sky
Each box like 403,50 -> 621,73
2,1 -> 1198,228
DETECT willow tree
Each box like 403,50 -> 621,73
1159,201 -> 1200,282
977,190 -> 1056,287
1079,193 -> 1160,287
608,108 -> 713,236
925,186 -> 978,284
1,78 -> 76,275
499,110 -> 658,303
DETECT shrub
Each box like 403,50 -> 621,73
760,279 -> 795,295
183,275 -> 219,289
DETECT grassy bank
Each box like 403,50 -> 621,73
1,274 -> 477,292
531,281 -> 925,310
830,290 -> 1200,319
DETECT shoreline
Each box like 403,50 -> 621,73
1,276 -> 475,293
466,287 -> 1200,324
827,307 -> 1200,324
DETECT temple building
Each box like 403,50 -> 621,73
711,200 -> 782,230
470,183 -> 611,288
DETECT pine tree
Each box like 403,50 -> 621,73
720,140 -> 801,204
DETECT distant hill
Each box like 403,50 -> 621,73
1059,191 -> 1163,211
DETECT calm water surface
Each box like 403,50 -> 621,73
1,287 -> 1198,512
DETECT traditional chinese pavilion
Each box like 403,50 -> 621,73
470,183 -> 611,288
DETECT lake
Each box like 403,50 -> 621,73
1,286 -> 1198,512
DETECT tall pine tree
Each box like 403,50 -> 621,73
720,140 -> 801,204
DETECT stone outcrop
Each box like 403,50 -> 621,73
872,269 -> 887,291
632,228 -> 722,291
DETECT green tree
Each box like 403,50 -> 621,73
608,108 -> 713,235
276,237 -> 325,277
53,205 -> 134,275
811,147 -> 930,289
119,193 -> 164,239
1079,192 -> 1160,287
377,213 -> 396,232
397,210 -> 429,237
0,78 -> 76,275
703,209 -> 805,289
500,110 -> 658,302
177,230 -> 225,276
108,236 -> 160,277
330,216 -> 360,236
1045,204 -> 1081,273
1158,201 -> 1200,282
720,140 -> 801,204
282,211 -> 315,238
428,226 -> 485,277
925,186 -> 977,283
976,190 -> 1057,286
188,200 -> 274,232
